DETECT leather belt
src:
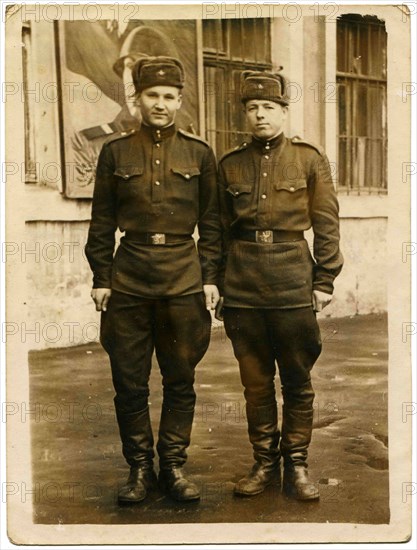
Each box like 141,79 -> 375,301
234,229 -> 304,244
125,232 -> 191,245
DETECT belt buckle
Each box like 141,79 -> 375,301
256,230 -> 273,244
150,233 -> 166,245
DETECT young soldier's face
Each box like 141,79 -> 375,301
138,86 -> 183,127
245,100 -> 288,140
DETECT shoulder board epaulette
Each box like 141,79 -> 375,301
219,141 -> 249,163
291,136 -> 324,156
178,128 -> 209,146
104,128 -> 136,146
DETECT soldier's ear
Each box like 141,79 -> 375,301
177,93 -> 183,109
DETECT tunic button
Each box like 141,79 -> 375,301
264,155 -> 269,160
185,174 -> 190,180
124,175 -> 129,179
262,172 -> 267,177
155,159 -> 160,165
265,145 -> 270,150
156,143 -> 160,148
155,181 -> 160,186
235,191 -> 239,195
289,186 -> 295,192
261,194 -> 267,199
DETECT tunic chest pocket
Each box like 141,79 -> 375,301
171,167 -> 201,182
273,178 -> 309,215
226,184 -> 252,214
226,184 -> 252,197
114,166 -> 144,181
274,179 -> 307,193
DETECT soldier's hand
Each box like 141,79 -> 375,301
312,290 -> 332,312
91,288 -> 112,312
203,284 -> 220,311
214,297 -> 224,322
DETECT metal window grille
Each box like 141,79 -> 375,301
202,19 -> 272,158
336,15 -> 387,195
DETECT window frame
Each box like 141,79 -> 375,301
22,21 -> 38,184
202,18 -> 272,157
336,15 -> 388,196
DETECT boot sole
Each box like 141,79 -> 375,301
158,479 -> 200,502
117,479 -> 157,505
234,478 -> 282,497
283,484 -> 320,501
118,494 -> 147,505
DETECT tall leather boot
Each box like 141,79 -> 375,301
234,403 -> 281,497
281,399 -> 320,501
116,407 -> 157,504
157,406 -> 200,502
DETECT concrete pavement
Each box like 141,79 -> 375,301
29,313 -> 388,525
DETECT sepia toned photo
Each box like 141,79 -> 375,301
2,1 -> 414,545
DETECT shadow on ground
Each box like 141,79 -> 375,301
29,313 -> 389,525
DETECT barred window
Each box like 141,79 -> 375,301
202,19 -> 271,157
337,15 -> 387,194
22,22 -> 38,183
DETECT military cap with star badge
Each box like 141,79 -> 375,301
240,69 -> 290,106
132,56 -> 185,93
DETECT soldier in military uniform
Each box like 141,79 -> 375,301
218,71 -> 343,500
86,56 -> 221,504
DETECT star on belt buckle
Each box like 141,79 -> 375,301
150,233 -> 166,245
256,230 -> 273,243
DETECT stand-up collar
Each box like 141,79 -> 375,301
252,131 -> 285,152
141,122 -> 176,143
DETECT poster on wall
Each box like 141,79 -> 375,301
56,19 -> 199,198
